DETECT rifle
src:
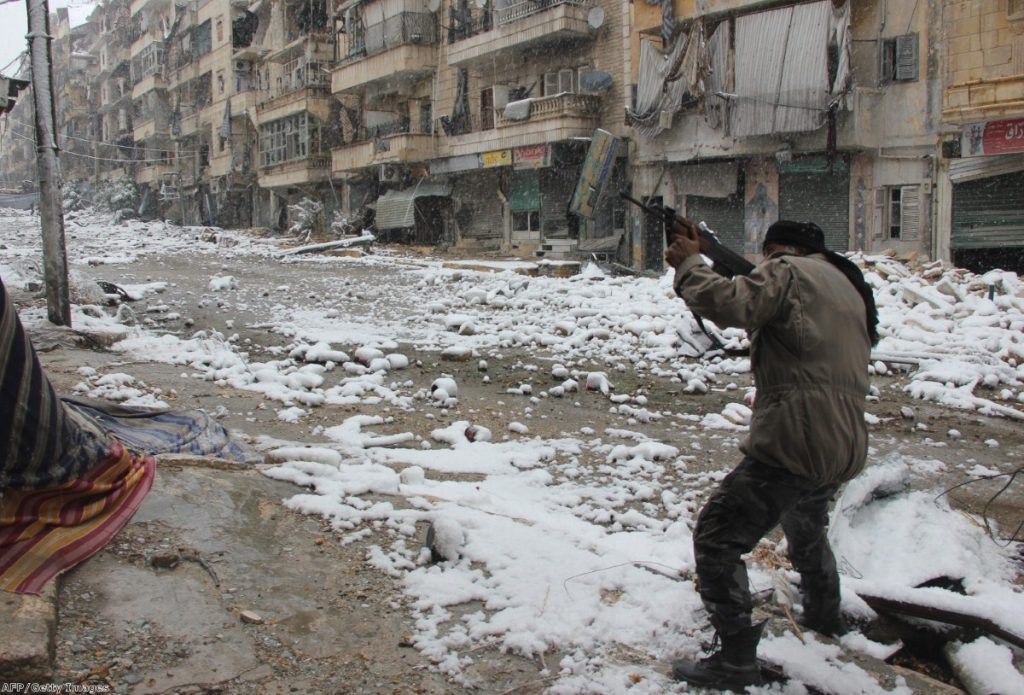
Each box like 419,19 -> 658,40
619,192 -> 754,278
620,191 -> 754,355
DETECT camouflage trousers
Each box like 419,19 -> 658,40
693,456 -> 841,634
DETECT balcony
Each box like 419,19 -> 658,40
258,155 -> 332,190
446,93 -> 600,157
257,76 -> 332,124
135,162 -> 175,185
265,32 -> 335,65
332,13 -> 437,95
129,0 -> 170,16
232,86 -> 260,119
332,127 -> 435,174
447,0 -> 594,69
133,117 -> 169,141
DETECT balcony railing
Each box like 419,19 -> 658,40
447,0 -> 586,42
495,92 -> 600,127
341,12 -> 437,62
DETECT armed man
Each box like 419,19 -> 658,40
665,218 -> 879,690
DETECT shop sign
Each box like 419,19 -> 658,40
569,129 -> 620,219
429,153 -> 481,175
962,118 -> 1024,157
480,149 -> 512,168
513,144 -> 549,170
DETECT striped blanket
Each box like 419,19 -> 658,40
1,274 -> 258,593
1,276 -> 156,593
0,441 -> 154,593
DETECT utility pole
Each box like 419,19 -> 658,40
26,0 -> 71,326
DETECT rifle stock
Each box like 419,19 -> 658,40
619,192 -> 754,278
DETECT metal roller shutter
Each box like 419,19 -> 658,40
951,170 -> 1024,273
779,165 -> 850,251
686,194 -> 745,252
453,169 -> 504,240
951,171 -> 1024,249
539,168 -> 576,238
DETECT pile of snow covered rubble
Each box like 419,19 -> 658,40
2,209 -> 1023,693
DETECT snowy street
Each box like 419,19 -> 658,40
3,208 -> 1023,694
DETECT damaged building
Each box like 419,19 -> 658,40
2,1 -> 1022,272
626,0 -> 1024,274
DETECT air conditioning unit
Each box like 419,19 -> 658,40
379,164 -> 401,183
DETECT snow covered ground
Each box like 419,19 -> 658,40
3,208 -> 1023,693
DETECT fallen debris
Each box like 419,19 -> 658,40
276,234 -> 375,257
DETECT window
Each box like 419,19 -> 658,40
419,99 -> 432,134
880,34 -> 919,83
512,211 -> 540,232
193,20 -> 213,58
873,185 -> 920,241
216,18 -> 224,43
543,68 -> 577,96
217,71 -> 225,95
1010,0 -> 1024,20
260,112 -> 323,166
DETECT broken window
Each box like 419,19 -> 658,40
260,112 -> 325,166
193,20 -> 212,59
880,34 -> 919,84
873,185 -> 920,241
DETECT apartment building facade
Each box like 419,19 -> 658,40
626,0 -> 945,271
4,0 -> 1018,272
327,0 -> 628,255
937,0 -> 1024,273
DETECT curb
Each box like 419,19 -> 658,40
0,582 -> 57,680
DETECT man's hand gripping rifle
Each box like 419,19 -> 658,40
620,192 -> 754,354
619,192 -> 754,278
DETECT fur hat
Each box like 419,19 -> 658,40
763,221 -> 826,253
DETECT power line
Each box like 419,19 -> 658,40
5,115 -> 210,157
6,129 -> 201,164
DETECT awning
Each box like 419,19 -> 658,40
375,182 -> 451,229
949,154 -> 1024,183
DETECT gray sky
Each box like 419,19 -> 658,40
1,0 -> 95,77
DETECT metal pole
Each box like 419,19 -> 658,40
25,0 -> 71,326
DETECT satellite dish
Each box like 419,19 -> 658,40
473,0 -> 487,9
587,6 -> 605,29
427,0 -> 441,12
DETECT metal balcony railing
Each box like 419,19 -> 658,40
343,12 -> 437,61
446,0 -> 587,42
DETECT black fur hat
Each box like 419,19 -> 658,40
763,220 -> 826,253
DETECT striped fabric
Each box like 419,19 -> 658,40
1,273 -> 71,487
0,440 -> 155,594
63,398 -> 262,464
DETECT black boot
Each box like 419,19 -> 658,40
672,621 -> 765,690
801,574 -> 847,637
801,609 -> 848,637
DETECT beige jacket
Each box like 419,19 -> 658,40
673,252 -> 870,484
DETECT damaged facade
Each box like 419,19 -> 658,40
627,0 -> 946,270
1,1 -> 1021,272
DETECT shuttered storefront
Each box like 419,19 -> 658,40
779,160 -> 850,251
951,169 -> 1024,274
539,168 -> 576,237
686,193 -> 745,252
453,169 -> 504,241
